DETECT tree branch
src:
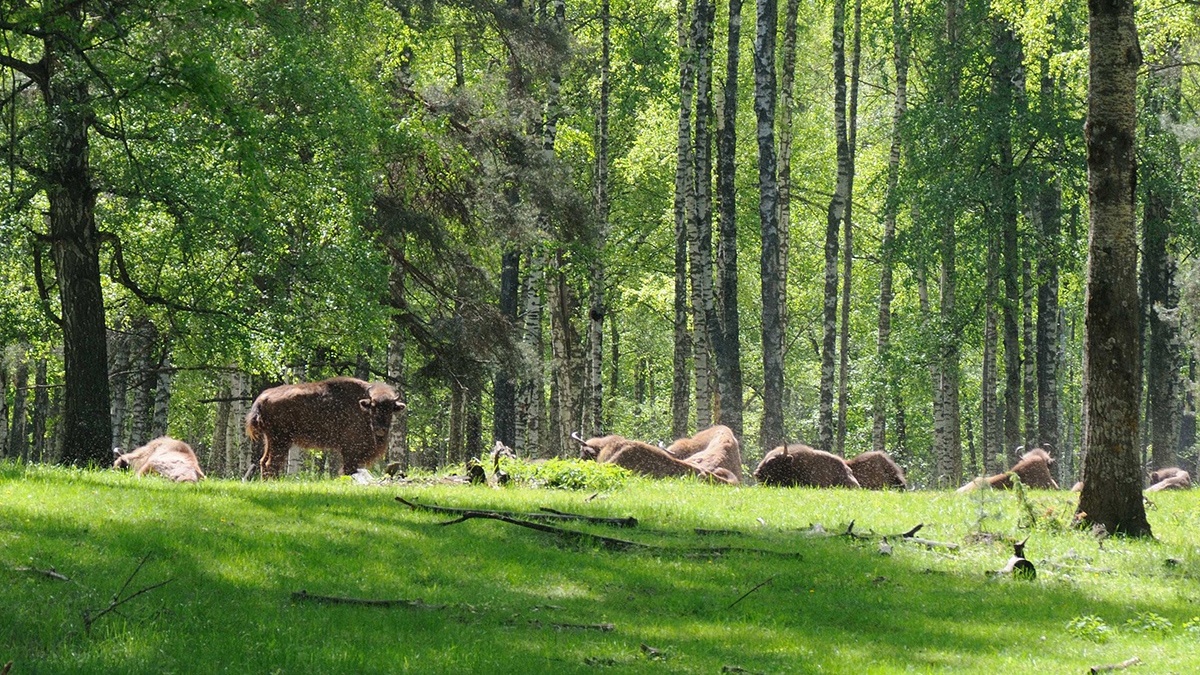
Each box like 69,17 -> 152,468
99,231 -> 233,318
0,53 -> 46,85
31,239 -> 63,327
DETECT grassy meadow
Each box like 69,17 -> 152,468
1,460 -> 1198,674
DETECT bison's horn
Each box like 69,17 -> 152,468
569,431 -> 588,446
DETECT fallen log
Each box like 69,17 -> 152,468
396,497 -> 638,528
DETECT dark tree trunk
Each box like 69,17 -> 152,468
493,250 -> 520,448
1141,45 -> 1184,472
1077,0 -> 1150,537
1035,58 -> 1062,468
44,8 -> 111,466
11,356 -> 29,462
755,0 -> 784,453
673,0 -> 696,440
715,0 -> 745,439
31,359 -> 49,462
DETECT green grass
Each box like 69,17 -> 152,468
2,461 -> 1198,674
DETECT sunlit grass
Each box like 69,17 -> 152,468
1,460 -> 1198,673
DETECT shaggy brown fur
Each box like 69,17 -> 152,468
1147,467 -> 1191,492
664,425 -> 743,483
753,444 -> 860,488
246,377 -> 404,478
114,437 -> 205,483
846,451 -> 907,489
576,433 -> 736,484
956,447 -> 1059,492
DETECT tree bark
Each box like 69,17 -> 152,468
1141,44 -> 1184,472
983,237 -> 1001,474
43,3 -> 111,466
518,250 -> 546,454
673,0 -> 696,440
755,0 -> 784,453
873,0 -> 910,455
586,0 -> 611,438
714,0 -> 745,440
10,355 -> 29,462
1077,0 -> 1150,537
151,350 -> 172,439
494,250 -> 520,448
108,330 -> 129,450
1035,57 -> 1062,472
31,359 -> 49,462
820,0 -> 850,453
0,362 -> 8,458
836,0 -> 861,456
690,0 -> 717,429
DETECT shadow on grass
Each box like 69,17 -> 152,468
2,467 -> 1198,673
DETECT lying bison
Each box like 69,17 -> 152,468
573,432 -> 736,484
246,377 -> 405,479
114,436 -> 205,483
753,444 -> 860,488
1147,467 -> 1191,492
846,451 -> 907,489
956,447 -> 1059,492
665,425 -> 743,483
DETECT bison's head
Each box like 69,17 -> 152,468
113,448 -> 130,470
360,395 -> 406,440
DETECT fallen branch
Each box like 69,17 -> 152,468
1090,656 -> 1140,673
291,590 -> 445,610
552,622 -> 614,632
14,566 -> 70,582
438,511 -> 650,551
726,575 -> 776,610
897,536 -> 960,550
83,555 -> 174,634
442,512 -> 803,558
396,497 -> 638,528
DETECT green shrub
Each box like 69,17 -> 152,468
499,457 -> 632,490
1066,615 -> 1114,643
1125,612 -> 1174,635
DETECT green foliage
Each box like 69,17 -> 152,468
498,456 -> 632,491
1125,612 -> 1175,635
1065,615 -> 1114,643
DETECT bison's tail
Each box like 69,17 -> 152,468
245,404 -> 263,442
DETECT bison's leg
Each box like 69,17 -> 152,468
260,435 -> 292,479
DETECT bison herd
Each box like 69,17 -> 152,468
110,376 -> 1193,496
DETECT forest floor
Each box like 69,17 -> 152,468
1,461 -> 1198,673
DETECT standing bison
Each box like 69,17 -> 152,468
957,447 -> 1059,492
753,444 -> 860,488
665,425 -> 743,483
246,377 -> 404,479
113,436 -> 205,483
846,451 -> 907,489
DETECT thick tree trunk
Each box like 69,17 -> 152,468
755,0 -> 784,453
549,256 -> 581,457
44,10 -> 111,467
714,0 -> 745,440
673,0 -> 696,440
873,0 -> 910,455
777,0 -> 798,388
1077,0 -> 1150,536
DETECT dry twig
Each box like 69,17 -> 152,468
1090,656 -> 1140,673
83,554 -> 174,634
396,497 -> 638,527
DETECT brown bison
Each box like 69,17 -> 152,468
665,425 -> 743,483
1147,467 -> 1191,492
753,444 -> 860,488
846,451 -> 907,489
573,432 -> 737,484
246,377 -> 405,479
113,436 -> 205,483
956,447 -> 1059,492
